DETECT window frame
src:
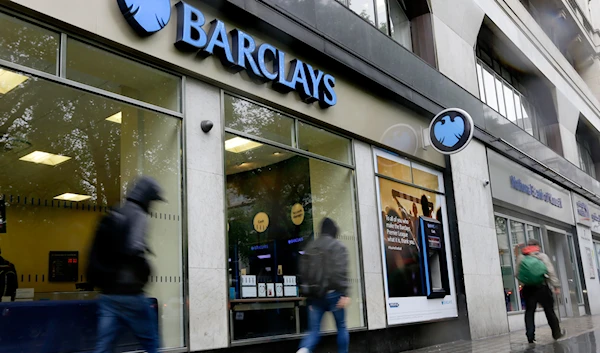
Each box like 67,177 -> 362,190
475,59 -> 545,145
222,91 -> 367,344
0,7 -> 188,351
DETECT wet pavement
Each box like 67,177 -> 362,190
403,315 -> 600,352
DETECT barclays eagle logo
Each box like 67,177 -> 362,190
117,0 -> 171,36
428,108 -> 474,155
433,115 -> 465,148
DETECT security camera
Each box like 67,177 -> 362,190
483,180 -> 490,187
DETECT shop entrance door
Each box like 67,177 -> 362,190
545,228 -> 579,318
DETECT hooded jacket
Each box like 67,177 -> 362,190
108,177 -> 164,295
307,218 -> 349,297
516,245 -> 560,288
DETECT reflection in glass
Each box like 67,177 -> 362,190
526,225 -> 541,246
495,77 -> 506,116
376,0 -> 389,33
495,217 -> 518,312
388,0 -> 412,50
0,12 -> 59,74
0,68 -> 184,348
504,84 -> 517,124
482,68 -> 498,111
297,122 -> 351,164
515,94 -> 524,129
66,39 -> 181,111
567,234 -> 584,305
224,95 -> 294,146
477,64 -> 486,101
225,133 -> 364,340
349,0 -> 376,24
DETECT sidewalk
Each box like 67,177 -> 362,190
402,315 -> 600,352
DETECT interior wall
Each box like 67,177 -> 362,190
0,202 -> 101,294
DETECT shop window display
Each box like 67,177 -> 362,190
224,95 -> 364,341
374,150 -> 457,325
494,216 -> 543,312
0,11 -> 185,350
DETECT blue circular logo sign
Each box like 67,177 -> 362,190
429,108 -> 474,155
117,0 -> 171,36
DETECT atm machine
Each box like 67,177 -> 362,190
418,216 -> 450,299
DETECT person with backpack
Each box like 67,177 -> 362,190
516,239 -> 565,343
87,176 -> 165,353
0,248 -> 17,301
297,218 -> 350,353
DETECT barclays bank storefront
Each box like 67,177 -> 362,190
0,1 -> 479,353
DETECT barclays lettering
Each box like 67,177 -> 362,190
509,176 -> 563,208
174,1 -> 336,108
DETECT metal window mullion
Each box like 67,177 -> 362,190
372,0 -> 379,29
59,33 -> 68,78
293,118 -> 299,149
506,219 -> 523,312
0,58 -> 183,118
225,128 -> 355,169
492,72 -> 501,115
477,61 -> 487,104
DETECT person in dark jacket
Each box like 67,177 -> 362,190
297,218 -> 350,353
0,249 -> 17,301
94,176 -> 164,353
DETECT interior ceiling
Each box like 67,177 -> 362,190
225,142 -> 294,176
0,71 -> 123,204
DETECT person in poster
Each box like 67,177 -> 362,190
379,178 -> 441,298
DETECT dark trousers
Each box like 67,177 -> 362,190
94,294 -> 159,353
522,285 -> 561,340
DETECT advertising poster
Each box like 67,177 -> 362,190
375,153 -> 457,325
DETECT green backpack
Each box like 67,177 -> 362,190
518,255 -> 547,286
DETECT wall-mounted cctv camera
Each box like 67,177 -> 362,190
483,180 -> 490,187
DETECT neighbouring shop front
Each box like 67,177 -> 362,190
0,1 -> 473,352
487,149 -> 586,332
572,194 -> 600,316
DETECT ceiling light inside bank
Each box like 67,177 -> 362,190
0,69 -> 28,94
54,193 -> 92,202
225,137 -> 262,153
106,112 -> 122,124
19,151 -> 71,166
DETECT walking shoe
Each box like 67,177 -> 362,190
527,338 -> 535,344
297,348 -> 309,353
553,329 -> 566,340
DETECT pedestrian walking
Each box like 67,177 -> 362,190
87,176 -> 165,353
516,239 -> 565,343
297,217 -> 350,353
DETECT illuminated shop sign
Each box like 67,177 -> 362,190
510,176 -> 563,208
117,0 -> 336,108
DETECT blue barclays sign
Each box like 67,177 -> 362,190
510,176 -> 563,208
117,0 -> 336,108
428,108 -> 474,155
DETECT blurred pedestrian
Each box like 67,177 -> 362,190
298,217 -> 350,353
516,239 -> 565,343
87,176 -> 165,353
